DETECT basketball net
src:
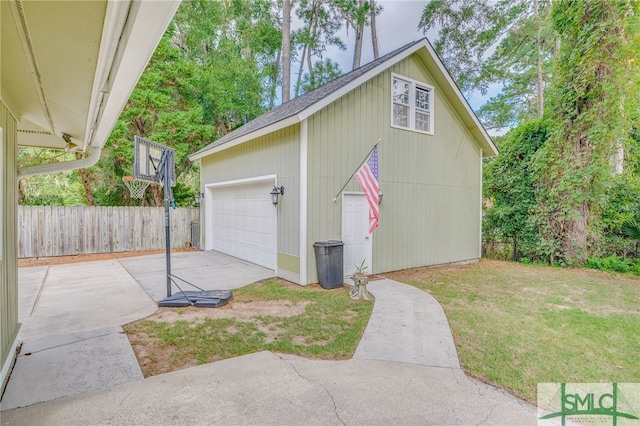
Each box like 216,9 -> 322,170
123,176 -> 150,199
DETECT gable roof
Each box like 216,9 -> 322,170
190,38 -> 497,161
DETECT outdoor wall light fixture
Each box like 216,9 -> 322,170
378,190 -> 384,204
195,192 -> 204,204
270,185 -> 284,206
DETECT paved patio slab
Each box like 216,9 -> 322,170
1,327 -> 142,411
18,260 -> 157,339
1,351 -> 537,425
118,251 -> 274,301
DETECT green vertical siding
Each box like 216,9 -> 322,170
305,53 -> 482,282
1,101 -> 20,389
200,125 -> 301,271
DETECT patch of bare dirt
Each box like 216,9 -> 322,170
18,247 -> 197,267
125,297 -> 312,377
150,300 -> 310,324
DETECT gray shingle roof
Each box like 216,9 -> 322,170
191,38 -> 425,158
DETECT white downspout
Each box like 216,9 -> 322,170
18,147 -> 101,179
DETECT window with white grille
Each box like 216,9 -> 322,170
391,74 -> 434,134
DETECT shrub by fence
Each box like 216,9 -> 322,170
18,206 -> 200,258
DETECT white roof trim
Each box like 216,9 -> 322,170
82,0 -> 131,151
296,41 -> 426,121
189,115 -> 299,161
90,0 -> 181,150
193,38 -> 497,159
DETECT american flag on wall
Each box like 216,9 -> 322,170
355,145 -> 380,234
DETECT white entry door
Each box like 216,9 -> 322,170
342,194 -> 372,276
210,180 -> 276,270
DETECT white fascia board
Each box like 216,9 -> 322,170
90,0 -> 181,150
82,0 -> 131,151
206,174 -> 277,188
297,41 -> 428,122
479,148 -> 483,259
299,119 -> 308,285
189,115 -> 299,161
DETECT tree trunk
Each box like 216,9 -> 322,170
76,152 -> 95,206
294,43 -> 309,97
534,0 -> 543,118
269,48 -> 281,109
352,0 -> 365,70
352,27 -> 363,69
295,0 -> 320,97
564,201 -> 589,262
281,0 -> 291,103
370,0 -> 379,59
151,184 -> 163,207
17,178 -> 26,204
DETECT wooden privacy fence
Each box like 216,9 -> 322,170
18,206 -> 200,258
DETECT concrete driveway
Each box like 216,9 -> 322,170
1,251 -> 273,410
1,251 -> 537,424
118,250 -> 275,301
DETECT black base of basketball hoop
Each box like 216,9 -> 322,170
158,290 -> 232,308
157,273 -> 233,308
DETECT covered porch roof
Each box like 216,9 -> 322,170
1,0 -> 180,175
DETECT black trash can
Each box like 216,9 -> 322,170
313,241 -> 344,289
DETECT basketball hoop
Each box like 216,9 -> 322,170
122,176 -> 150,199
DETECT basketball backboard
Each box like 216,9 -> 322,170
133,135 -> 176,186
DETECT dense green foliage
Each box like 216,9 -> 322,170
533,0 -> 639,264
484,120 -> 548,259
472,0 -> 640,264
17,149 -> 87,206
419,0 -> 551,130
92,1 -> 286,207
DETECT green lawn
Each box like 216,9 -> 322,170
388,260 -> 640,403
124,279 -> 373,376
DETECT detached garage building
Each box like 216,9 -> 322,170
189,38 -> 498,285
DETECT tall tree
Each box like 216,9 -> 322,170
335,0 -> 375,70
282,0 -> 292,103
352,0 -> 365,69
96,34 -> 215,206
75,151 -> 95,206
419,0 -> 528,95
534,0 -> 639,263
300,59 -> 343,93
533,0 -> 543,118
293,0 -> 345,97
419,0 -> 554,130
370,0 -> 380,59
174,0 -> 275,132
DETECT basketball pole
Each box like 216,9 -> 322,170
161,152 -> 172,298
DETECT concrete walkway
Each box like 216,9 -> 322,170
354,279 -> 460,368
1,252 -> 537,425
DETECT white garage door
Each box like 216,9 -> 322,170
211,180 -> 276,269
